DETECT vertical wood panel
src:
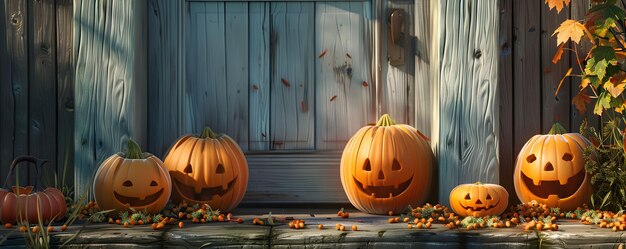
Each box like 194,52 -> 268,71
0,1 -> 9,185
148,0 -> 185,158
186,2 -> 249,149
30,0 -> 57,185
382,0 -> 415,126
1,0 -> 29,186
570,0 -> 598,132
270,2 -> 315,150
541,0 -> 571,132
56,0 -> 74,189
315,1 -> 374,150
513,0 -> 542,162
249,2 -> 271,151
414,0 -> 432,137
437,0 -> 499,205
499,0 -> 515,204
74,0 -> 148,197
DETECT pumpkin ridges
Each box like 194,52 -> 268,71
219,137 -> 248,211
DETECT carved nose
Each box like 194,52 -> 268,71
475,199 -> 483,205
378,171 -> 385,180
544,162 -> 554,171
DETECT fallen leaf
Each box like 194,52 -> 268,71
319,49 -> 328,58
301,100 -> 308,112
281,78 -> 291,87
330,95 -> 337,101
362,81 -> 369,87
553,19 -> 585,45
545,0 -> 571,13
552,43 -> 566,64
572,92 -> 591,113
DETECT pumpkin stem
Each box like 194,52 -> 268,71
475,182 -> 482,185
548,122 -> 567,135
126,139 -> 143,159
375,114 -> 396,126
200,127 -> 219,139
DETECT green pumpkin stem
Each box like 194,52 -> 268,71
475,182 -> 482,185
126,139 -> 143,159
200,127 -> 219,139
548,122 -> 567,135
375,114 -> 396,127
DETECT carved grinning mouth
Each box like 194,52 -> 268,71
460,200 -> 500,212
521,169 -> 586,199
353,176 -> 412,198
174,177 -> 238,201
114,188 -> 164,207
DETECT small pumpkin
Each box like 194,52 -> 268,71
93,140 -> 171,214
340,114 -> 434,214
0,156 -> 67,224
449,182 -> 508,217
164,127 -> 248,212
513,123 -> 593,211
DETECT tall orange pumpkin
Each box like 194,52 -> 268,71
164,127 -> 248,212
514,123 -> 593,211
93,140 -> 172,214
340,114 -> 434,214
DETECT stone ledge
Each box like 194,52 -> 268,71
0,209 -> 624,248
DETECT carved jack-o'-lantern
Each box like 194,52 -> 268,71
449,182 -> 508,217
340,114 -> 434,214
164,127 -> 248,212
93,140 -> 172,214
514,123 -> 593,211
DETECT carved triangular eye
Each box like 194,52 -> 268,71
392,159 -> 401,171
363,159 -> 371,171
150,181 -> 158,187
526,154 -> 537,163
562,153 -> 573,161
184,164 -> 193,174
486,194 -> 492,200
464,193 -> 471,200
123,180 -> 133,187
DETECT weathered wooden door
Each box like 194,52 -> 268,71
148,0 -> 423,203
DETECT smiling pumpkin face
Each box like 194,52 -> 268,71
513,123 -> 593,211
340,114 -> 434,214
93,140 -> 172,214
164,127 -> 248,212
449,182 -> 508,217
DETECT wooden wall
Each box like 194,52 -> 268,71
498,0 -> 599,204
0,0 -> 74,189
0,0 -> 606,205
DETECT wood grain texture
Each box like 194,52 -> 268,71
1,0 -> 30,186
513,0 -> 542,164
243,152 -> 347,203
248,2 -> 271,151
437,0 -> 499,205
414,0 -> 432,137
74,0 -> 148,198
381,0 -> 415,126
541,0 -> 571,132
148,0 -> 185,158
56,0 -> 75,190
270,2 -> 315,150
499,0 -> 515,204
186,2 -> 249,150
30,0 -> 57,185
315,1 -> 375,150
